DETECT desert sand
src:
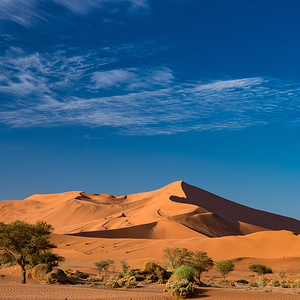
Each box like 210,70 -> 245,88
1,181 -> 300,299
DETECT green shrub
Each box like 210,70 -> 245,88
234,279 -> 249,285
125,269 -> 140,277
171,265 -> 195,282
217,279 -> 235,286
87,274 -> 104,282
214,260 -> 235,279
248,264 -> 273,276
164,279 -> 194,298
163,248 -> 193,271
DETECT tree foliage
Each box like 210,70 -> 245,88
119,258 -> 130,275
162,247 -> 193,270
248,264 -> 273,276
94,259 -> 115,275
187,251 -> 214,283
214,260 -> 235,279
27,252 -> 65,271
0,220 -> 58,284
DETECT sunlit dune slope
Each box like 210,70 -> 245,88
1,181 -> 300,238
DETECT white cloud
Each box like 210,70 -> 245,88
0,0 -> 149,26
1,48 -> 300,135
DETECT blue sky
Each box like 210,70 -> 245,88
1,0 -> 300,219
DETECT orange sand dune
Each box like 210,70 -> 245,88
1,181 -> 300,239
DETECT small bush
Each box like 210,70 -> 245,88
234,279 -> 249,285
217,279 -> 235,286
171,265 -> 195,282
256,275 -> 267,287
87,275 -> 104,282
141,261 -> 167,278
214,260 -> 235,279
249,264 -> 273,276
164,279 -> 194,298
249,282 -> 258,287
125,281 -> 137,288
268,280 -> 280,287
277,270 -> 286,280
125,269 -> 140,277
32,263 -> 50,281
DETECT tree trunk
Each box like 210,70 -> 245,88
21,264 -> 26,284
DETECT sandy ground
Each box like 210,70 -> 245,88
1,282 -> 300,300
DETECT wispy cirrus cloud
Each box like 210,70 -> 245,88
0,0 -> 149,27
1,47 -> 300,135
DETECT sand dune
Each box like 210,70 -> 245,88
1,181 -> 300,239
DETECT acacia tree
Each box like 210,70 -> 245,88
248,264 -> 273,276
94,259 -> 115,275
214,259 -> 235,279
0,220 -> 58,284
188,251 -> 214,283
162,247 -> 193,270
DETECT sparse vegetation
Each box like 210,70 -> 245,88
171,265 -> 195,282
214,259 -> 235,279
119,258 -> 130,276
248,264 -> 273,276
187,251 -> 214,283
162,247 -> 193,271
164,279 -> 194,298
0,220 -> 60,284
94,259 -> 115,275
277,269 -> 286,280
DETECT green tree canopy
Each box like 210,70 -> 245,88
0,220 -> 58,284
248,264 -> 273,275
162,247 -> 193,270
94,259 -> 114,275
214,259 -> 235,279
187,251 -> 214,283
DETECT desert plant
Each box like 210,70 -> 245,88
27,252 -> 65,271
214,260 -> 235,279
277,269 -> 286,280
164,279 -> 194,298
87,274 -> 104,282
234,279 -> 249,285
256,274 -> 267,287
296,268 -> 300,275
188,251 -> 214,283
140,261 -> 167,279
125,280 -> 137,288
248,264 -> 273,276
32,263 -> 50,281
94,259 -> 114,275
171,265 -> 195,282
0,220 -> 58,284
163,247 -> 193,271
217,279 -> 235,286
119,258 -> 130,276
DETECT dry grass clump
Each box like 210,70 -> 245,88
164,279 -> 194,298
32,263 -> 50,281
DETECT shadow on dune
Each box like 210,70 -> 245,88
170,181 -> 300,234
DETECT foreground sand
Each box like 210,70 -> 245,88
1,282 -> 300,300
